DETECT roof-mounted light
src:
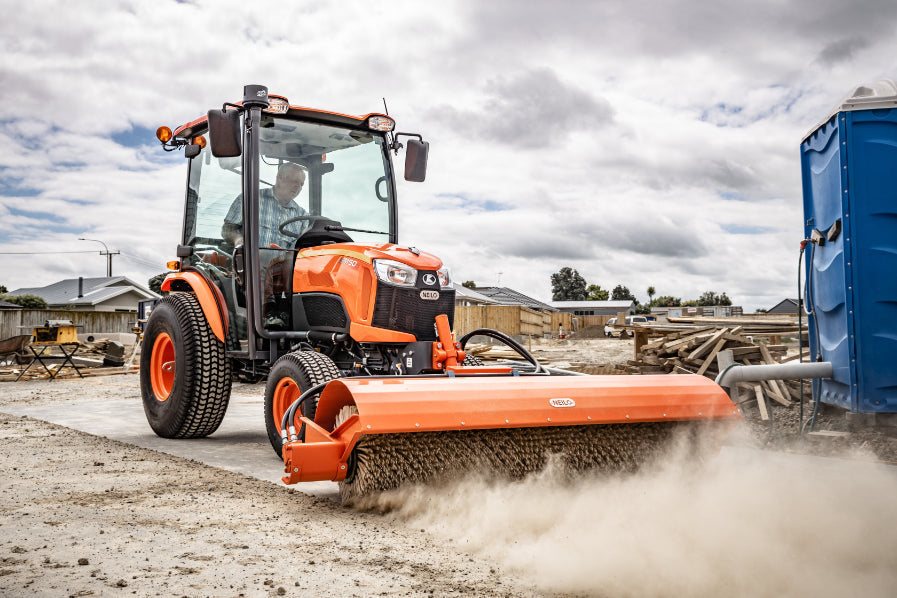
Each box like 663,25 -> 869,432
264,95 -> 290,114
193,135 -> 206,148
368,115 -> 395,132
156,126 -> 173,143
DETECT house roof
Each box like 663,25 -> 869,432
472,287 -> 555,311
767,298 -> 799,313
452,284 -> 500,304
0,299 -> 24,309
549,300 -> 635,309
10,276 -> 160,307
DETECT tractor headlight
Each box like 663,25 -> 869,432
436,266 -> 451,288
373,259 -> 417,287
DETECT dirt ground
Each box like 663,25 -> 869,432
2,337 -> 897,597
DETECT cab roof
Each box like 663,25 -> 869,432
173,101 -> 389,139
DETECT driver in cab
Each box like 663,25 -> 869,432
222,162 -> 309,249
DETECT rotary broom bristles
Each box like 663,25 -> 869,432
338,421 -> 715,503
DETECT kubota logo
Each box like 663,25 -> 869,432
422,273 -> 437,286
549,398 -> 575,408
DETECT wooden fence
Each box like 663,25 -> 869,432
1,305 -> 616,343
0,309 -> 137,341
454,307 -> 613,338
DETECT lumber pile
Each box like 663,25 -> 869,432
466,343 -> 546,363
631,326 -> 808,417
664,316 -> 800,340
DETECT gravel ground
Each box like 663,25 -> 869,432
0,401 -> 530,597
1,337 -> 896,597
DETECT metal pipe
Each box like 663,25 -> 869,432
716,361 -> 833,387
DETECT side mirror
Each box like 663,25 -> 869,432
404,139 -> 429,182
207,109 -> 242,158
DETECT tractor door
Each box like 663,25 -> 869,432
181,143 -> 249,352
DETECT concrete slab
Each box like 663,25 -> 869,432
1,395 -> 341,501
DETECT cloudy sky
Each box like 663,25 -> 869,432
2,0 -> 896,311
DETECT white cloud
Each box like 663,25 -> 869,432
1,0 -> 897,311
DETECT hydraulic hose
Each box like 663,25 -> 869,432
458,328 -> 546,374
798,243 -> 805,433
801,240 -> 824,434
281,380 -> 331,443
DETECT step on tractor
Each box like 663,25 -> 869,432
143,85 -> 741,502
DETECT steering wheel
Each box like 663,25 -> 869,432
278,215 -> 323,238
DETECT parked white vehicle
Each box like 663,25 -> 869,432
604,315 -> 648,338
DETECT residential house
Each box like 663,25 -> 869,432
549,300 -> 635,316
9,277 -> 160,313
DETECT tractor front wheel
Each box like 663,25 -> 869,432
140,293 -> 232,438
264,351 -> 341,456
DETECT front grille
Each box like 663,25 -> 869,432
372,285 -> 455,340
302,295 -> 348,329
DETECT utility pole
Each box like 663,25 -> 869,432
78,238 -> 120,277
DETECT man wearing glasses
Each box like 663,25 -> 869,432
222,162 -> 309,249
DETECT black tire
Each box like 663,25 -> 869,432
264,351 -> 341,456
140,293 -> 232,438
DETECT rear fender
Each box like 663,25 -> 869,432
161,271 -> 228,343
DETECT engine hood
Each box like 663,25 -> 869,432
296,242 -> 443,270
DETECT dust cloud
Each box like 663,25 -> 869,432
362,428 -> 897,598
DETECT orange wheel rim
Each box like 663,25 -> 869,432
150,332 -> 175,401
272,379 -> 302,434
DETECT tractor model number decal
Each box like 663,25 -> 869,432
338,257 -> 358,267
419,290 -> 439,300
549,398 -> 575,408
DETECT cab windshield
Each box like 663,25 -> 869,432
184,115 -> 394,254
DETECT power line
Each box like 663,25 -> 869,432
0,250 -> 100,255
119,252 -> 166,270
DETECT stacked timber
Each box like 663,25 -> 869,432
631,326 -> 809,418
664,316 -> 800,340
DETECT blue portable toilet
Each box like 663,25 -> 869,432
800,80 -> 897,414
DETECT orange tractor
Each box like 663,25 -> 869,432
144,85 -> 740,501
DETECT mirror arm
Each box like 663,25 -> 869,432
390,132 -> 423,154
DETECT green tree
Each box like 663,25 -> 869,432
550,267 -> 588,301
586,284 -> 609,301
461,280 -> 477,289
653,295 -> 681,307
0,284 -> 7,294
696,290 -> 732,306
148,273 -> 167,295
0,293 -> 48,309
646,286 -> 656,303
611,284 -> 636,302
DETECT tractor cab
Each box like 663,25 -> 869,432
158,85 -> 429,366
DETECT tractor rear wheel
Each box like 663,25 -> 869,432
140,293 -> 232,438
264,351 -> 341,456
